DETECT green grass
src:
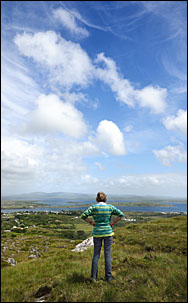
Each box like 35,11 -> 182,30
1,215 -> 187,302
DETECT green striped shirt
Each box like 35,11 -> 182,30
81,202 -> 125,237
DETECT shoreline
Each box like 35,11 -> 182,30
1,200 -> 187,213
1,209 -> 187,215
1,201 -> 183,210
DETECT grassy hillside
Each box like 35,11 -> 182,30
1,214 -> 187,302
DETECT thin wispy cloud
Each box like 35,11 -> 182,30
59,1 -> 110,32
53,8 -> 89,38
141,1 -> 187,94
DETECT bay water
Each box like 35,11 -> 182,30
1,197 -> 187,213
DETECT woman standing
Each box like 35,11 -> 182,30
81,192 -> 125,282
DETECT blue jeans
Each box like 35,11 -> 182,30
91,236 -> 113,281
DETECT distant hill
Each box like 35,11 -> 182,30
1,192 -> 93,200
1,191 -> 187,203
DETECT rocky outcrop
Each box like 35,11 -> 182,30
72,237 -> 93,252
28,246 -> 42,258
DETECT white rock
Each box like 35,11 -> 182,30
72,237 -> 94,252
8,258 -> 17,266
28,254 -> 38,259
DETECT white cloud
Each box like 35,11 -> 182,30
30,138 -> 99,192
14,32 -> 168,114
61,91 -> 87,104
1,137 -> 44,187
94,53 -> 167,113
77,173 -> 187,197
115,173 -> 187,196
2,134 -> 186,197
118,175 -> 160,186
135,85 -> 167,114
23,94 -> 88,138
49,139 -> 99,160
53,8 -> 89,38
81,174 -> 99,184
153,144 -> 187,166
163,109 -> 187,135
94,53 -> 135,107
1,135 -> 100,195
95,120 -> 126,155
14,31 -> 93,88
43,140 -> 88,176
2,95 -> 28,117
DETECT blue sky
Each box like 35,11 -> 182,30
1,1 -> 187,197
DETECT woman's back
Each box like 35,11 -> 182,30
81,201 -> 124,237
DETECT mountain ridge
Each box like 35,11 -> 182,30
2,191 -> 187,201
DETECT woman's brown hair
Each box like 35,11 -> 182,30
96,192 -> 107,202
